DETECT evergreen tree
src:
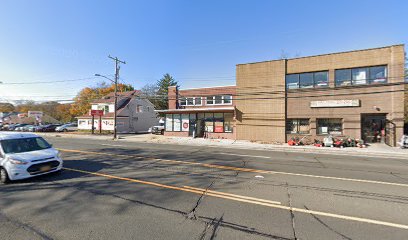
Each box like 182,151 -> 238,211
156,73 -> 178,110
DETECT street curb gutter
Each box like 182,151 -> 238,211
37,133 -> 408,159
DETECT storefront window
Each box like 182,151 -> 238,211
165,114 -> 173,131
173,114 -> 181,131
286,119 -> 309,134
181,114 -> 189,132
224,113 -> 233,133
214,113 -> 224,133
204,113 -> 214,132
317,118 -> 342,135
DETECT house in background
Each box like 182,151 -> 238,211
77,90 -> 158,133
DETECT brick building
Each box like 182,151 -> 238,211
236,44 -> 405,146
160,45 -> 405,146
158,86 -> 236,139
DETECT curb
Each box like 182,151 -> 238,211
38,132 -> 408,159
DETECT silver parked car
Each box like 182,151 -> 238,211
55,123 -> 78,132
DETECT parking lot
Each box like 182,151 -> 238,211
1,136 -> 408,239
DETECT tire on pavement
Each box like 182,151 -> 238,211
0,168 -> 10,184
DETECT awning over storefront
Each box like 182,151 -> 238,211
156,107 -> 235,114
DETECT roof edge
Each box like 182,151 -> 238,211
236,44 -> 405,66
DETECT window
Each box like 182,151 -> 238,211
214,113 -> 224,133
206,95 -> 233,105
369,66 -> 387,84
286,74 -> 299,89
204,113 -> 214,132
180,97 -> 202,106
136,105 -> 143,113
206,96 -> 214,105
223,95 -> 232,104
97,105 -> 109,113
286,71 -> 329,89
173,114 -> 181,131
317,119 -> 343,135
286,119 -> 310,134
179,98 -> 187,106
299,73 -> 314,88
224,113 -> 233,133
314,71 -> 329,87
165,114 -> 173,131
195,97 -> 202,105
336,66 -> 387,86
335,69 -> 352,86
187,97 -> 194,105
352,68 -> 368,85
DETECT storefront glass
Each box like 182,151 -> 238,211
317,118 -> 342,135
224,113 -> 233,132
204,113 -> 214,132
173,114 -> 181,131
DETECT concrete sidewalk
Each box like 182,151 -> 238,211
37,132 -> 408,159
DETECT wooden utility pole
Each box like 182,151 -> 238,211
108,55 -> 126,140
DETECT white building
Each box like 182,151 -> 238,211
77,91 -> 158,133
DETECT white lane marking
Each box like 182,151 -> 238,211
101,144 -> 125,147
267,170 -> 408,188
60,148 -> 408,188
183,186 -> 281,205
217,152 -> 270,159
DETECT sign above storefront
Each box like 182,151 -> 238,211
310,99 -> 360,108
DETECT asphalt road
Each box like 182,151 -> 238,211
1,136 -> 408,240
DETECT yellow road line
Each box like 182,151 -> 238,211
63,166 -> 408,230
58,148 -> 408,188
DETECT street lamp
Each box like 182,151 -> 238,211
94,73 -> 118,140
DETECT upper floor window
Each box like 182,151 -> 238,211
335,65 -> 387,86
136,105 -> 143,113
97,105 -> 110,113
179,97 -> 202,106
286,71 -> 329,89
206,95 -> 233,105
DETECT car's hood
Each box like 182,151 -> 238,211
7,148 -> 59,162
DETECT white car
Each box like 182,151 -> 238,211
0,132 -> 63,184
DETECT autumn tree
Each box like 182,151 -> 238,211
0,103 -> 15,112
69,82 -> 134,117
156,74 -> 178,110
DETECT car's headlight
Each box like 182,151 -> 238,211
57,152 -> 62,159
9,158 -> 28,165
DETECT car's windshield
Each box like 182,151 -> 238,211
1,137 -> 52,154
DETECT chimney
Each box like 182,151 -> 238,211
168,86 -> 178,109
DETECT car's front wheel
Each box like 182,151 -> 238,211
0,168 -> 10,184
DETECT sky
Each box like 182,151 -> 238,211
0,0 -> 407,103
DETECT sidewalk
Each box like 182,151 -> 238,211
38,132 -> 408,159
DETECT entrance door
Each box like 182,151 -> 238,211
361,114 -> 386,144
189,114 -> 196,136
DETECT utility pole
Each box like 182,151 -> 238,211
108,55 -> 126,140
